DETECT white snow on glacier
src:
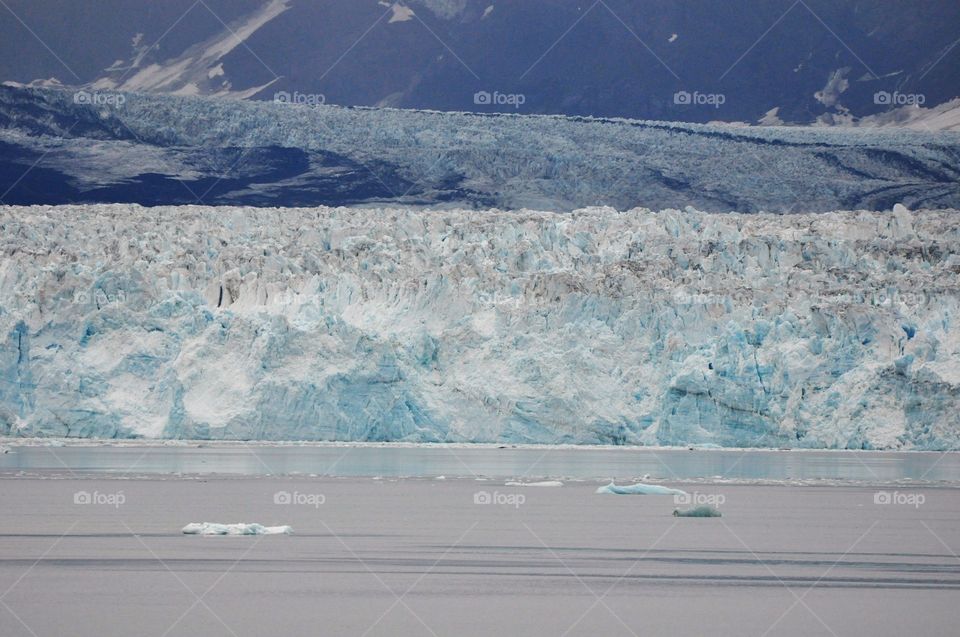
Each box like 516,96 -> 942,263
1,204 -> 959,449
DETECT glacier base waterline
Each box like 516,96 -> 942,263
2,444 -> 959,482
1,204 -> 958,449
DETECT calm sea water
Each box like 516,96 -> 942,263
1,444 -> 958,482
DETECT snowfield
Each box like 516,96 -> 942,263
1,204 -> 958,449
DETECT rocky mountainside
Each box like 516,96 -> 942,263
1,0 -> 957,124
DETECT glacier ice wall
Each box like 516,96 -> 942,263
1,204 -> 959,448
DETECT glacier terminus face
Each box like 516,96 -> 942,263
1,204 -> 958,449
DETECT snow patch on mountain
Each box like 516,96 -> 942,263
388,3 -> 416,23
411,0 -> 468,19
88,0 -> 291,98
852,98 -> 960,132
814,68 -> 851,109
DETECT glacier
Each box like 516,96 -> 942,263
1,86 -> 959,212
1,203 -> 958,449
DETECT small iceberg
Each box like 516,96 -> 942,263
596,482 -> 687,496
181,522 -> 293,536
673,506 -> 722,518
505,480 -> 563,487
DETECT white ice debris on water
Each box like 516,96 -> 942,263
596,482 -> 688,496
504,480 -> 564,487
181,522 -> 293,535
1,204 -> 959,449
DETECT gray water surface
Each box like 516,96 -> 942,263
2,444 -> 959,482
1,478 -> 959,637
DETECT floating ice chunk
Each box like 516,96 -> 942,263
596,482 -> 687,496
181,522 -> 293,535
505,480 -> 563,487
0,445 -> 10,454
673,506 -> 722,517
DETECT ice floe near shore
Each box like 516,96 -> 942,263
181,522 -> 293,535
673,506 -> 722,517
596,482 -> 688,496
